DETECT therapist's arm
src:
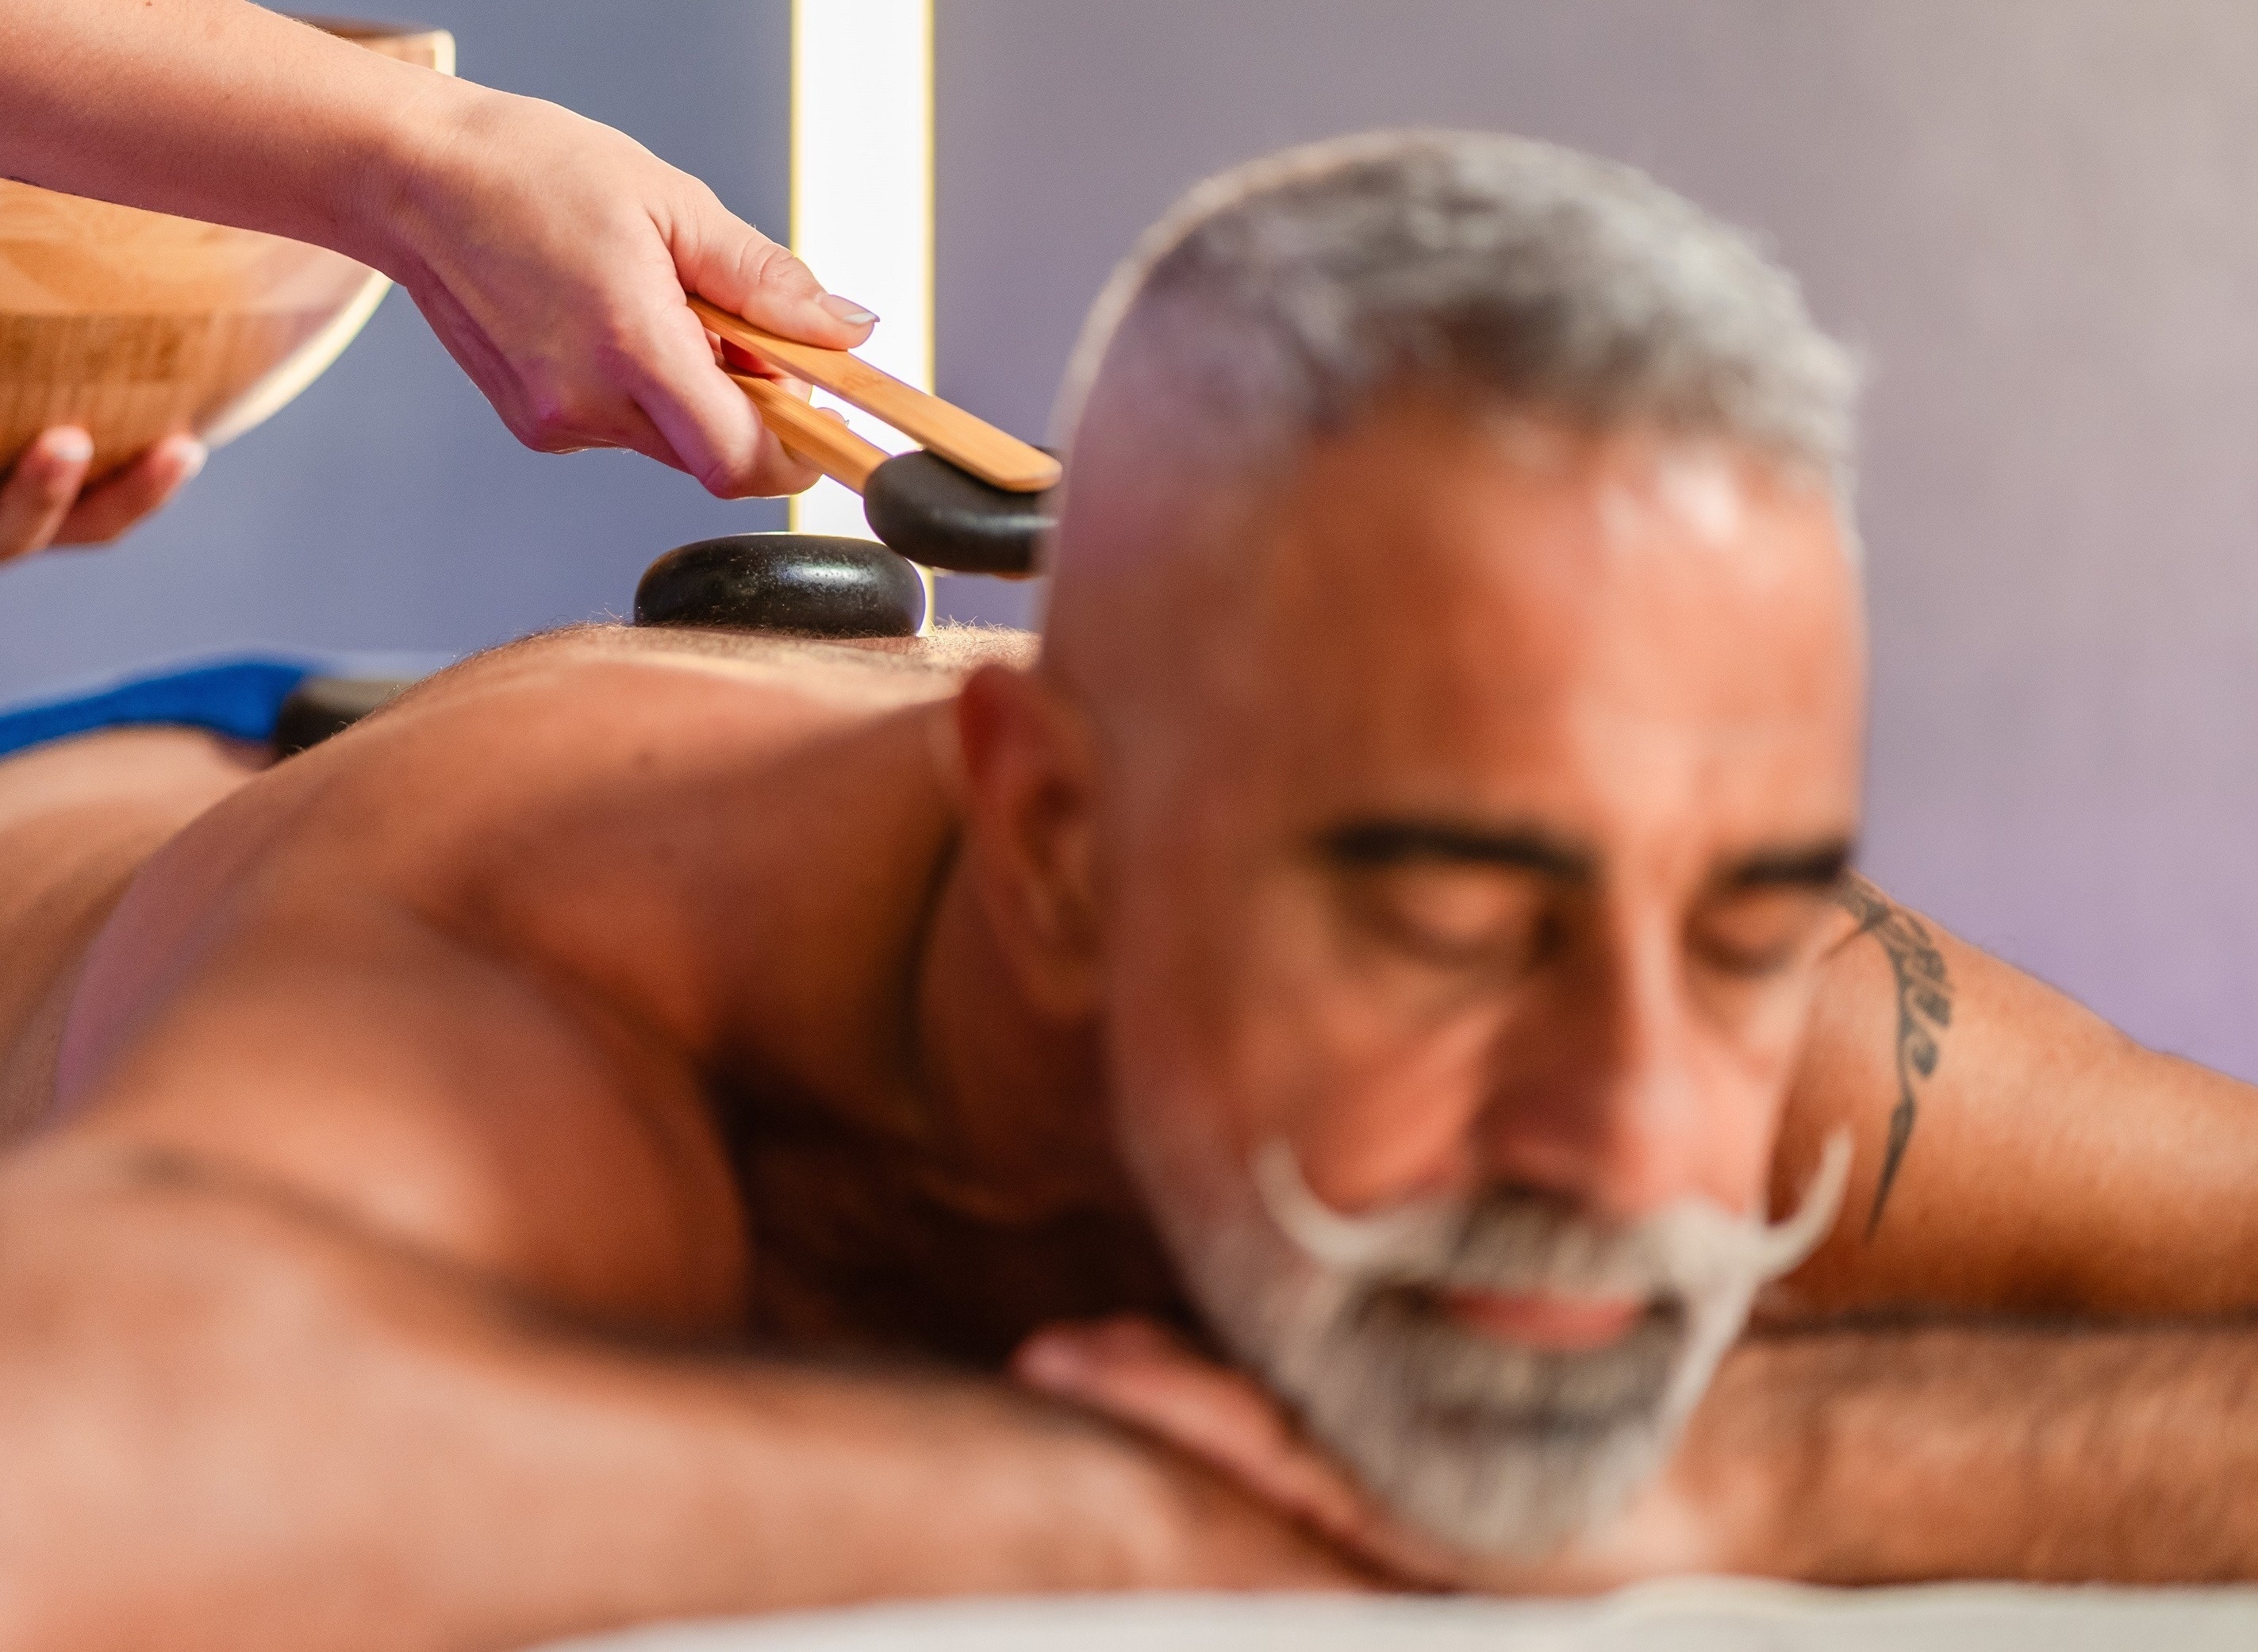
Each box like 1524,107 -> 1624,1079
0,0 -> 866,500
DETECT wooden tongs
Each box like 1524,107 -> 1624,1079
694,298 -> 1059,574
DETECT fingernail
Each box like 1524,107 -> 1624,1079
175,440 -> 208,482
818,294 -> 879,327
44,428 -> 93,465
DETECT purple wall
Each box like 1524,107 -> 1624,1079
933,0 -> 2258,1078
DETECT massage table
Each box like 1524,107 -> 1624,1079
541,1583 -> 2258,1651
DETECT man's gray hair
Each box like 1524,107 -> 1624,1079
1057,129 -> 1859,498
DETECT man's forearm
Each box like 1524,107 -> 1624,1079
1710,1320 -> 2258,1584
0,0 -> 462,271
0,1146 -> 1350,1648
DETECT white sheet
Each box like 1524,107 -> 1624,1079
540,1581 -> 2258,1652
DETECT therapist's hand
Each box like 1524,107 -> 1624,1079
378,85 -> 868,500
0,428 -> 205,564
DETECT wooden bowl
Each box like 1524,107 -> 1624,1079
0,18 -> 455,482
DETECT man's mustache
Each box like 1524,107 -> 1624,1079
1252,1129 -> 1853,1304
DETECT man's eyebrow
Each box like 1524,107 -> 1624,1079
1714,838 -> 1857,893
1319,820 -> 1597,881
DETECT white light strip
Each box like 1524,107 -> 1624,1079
789,0 -> 935,624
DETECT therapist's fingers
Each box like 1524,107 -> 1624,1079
711,363 -> 829,498
674,188 -> 877,352
642,189 -> 870,497
613,279 -> 815,499
52,434 -> 207,547
0,427 -> 95,563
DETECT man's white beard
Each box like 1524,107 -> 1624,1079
1145,1132 -> 1849,1558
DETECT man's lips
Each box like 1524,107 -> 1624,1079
1439,1287 -> 1648,1352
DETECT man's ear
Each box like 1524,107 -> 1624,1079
953,663 -> 1107,1018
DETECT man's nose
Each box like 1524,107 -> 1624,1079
1476,924 -> 1734,1223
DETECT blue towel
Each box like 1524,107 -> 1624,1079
0,657 -> 321,762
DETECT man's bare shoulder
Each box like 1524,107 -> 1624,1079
433,620 -> 1039,711
265,619 -> 1036,854
175,619 -> 1030,955
86,620 -> 1028,986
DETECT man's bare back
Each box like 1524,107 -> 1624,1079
23,628 -> 1180,1346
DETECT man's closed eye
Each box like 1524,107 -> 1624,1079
1689,888 -> 1835,978
1348,867 -> 1560,972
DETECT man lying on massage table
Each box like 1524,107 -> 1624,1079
2,132 -> 2255,1648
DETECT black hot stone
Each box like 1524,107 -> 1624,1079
862,450 -> 1054,575
633,534 -> 926,638
271,674 -> 417,759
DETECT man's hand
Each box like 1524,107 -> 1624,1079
380,84 -> 865,501
1016,1316 -> 1455,1585
1013,1313 -> 1771,1595
0,428 -> 205,563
